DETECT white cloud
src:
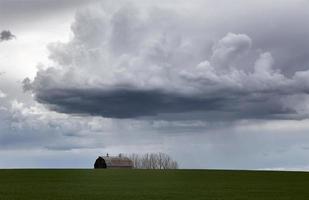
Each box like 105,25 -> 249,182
0,90 -> 6,98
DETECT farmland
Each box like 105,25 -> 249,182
0,169 -> 309,200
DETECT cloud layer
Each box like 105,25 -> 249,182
3,0 -> 309,169
25,1 -> 309,120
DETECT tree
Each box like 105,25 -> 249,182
126,152 -> 178,169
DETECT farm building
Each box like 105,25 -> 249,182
94,154 -> 133,169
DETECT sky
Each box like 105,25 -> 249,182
1,0 -> 309,170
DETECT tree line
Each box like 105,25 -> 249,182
125,152 -> 178,169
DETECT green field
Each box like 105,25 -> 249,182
1,169 -> 309,200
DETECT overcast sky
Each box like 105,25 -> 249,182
1,0 -> 309,170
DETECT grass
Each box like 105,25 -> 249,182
0,169 -> 309,200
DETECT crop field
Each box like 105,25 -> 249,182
0,169 -> 309,200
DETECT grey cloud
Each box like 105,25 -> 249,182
25,1 -> 309,120
0,30 -> 15,42
0,89 -> 163,154
3,78 -> 309,170
34,88 -> 226,119
0,0 -> 96,25
210,33 -> 252,71
30,86 -> 306,120
22,78 -> 32,92
4,0 -> 309,170
0,97 -> 106,151
44,143 -> 102,151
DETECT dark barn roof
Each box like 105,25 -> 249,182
94,155 -> 133,169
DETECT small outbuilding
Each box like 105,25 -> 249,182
94,154 -> 133,169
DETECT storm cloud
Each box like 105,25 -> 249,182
34,88 -> 227,119
25,1 -> 309,120
3,0 -> 309,169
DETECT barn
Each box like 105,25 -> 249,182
94,154 -> 133,169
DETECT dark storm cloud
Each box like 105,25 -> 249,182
34,88 -> 225,118
25,1 -> 309,120
0,30 -> 15,42
30,86 -> 301,120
